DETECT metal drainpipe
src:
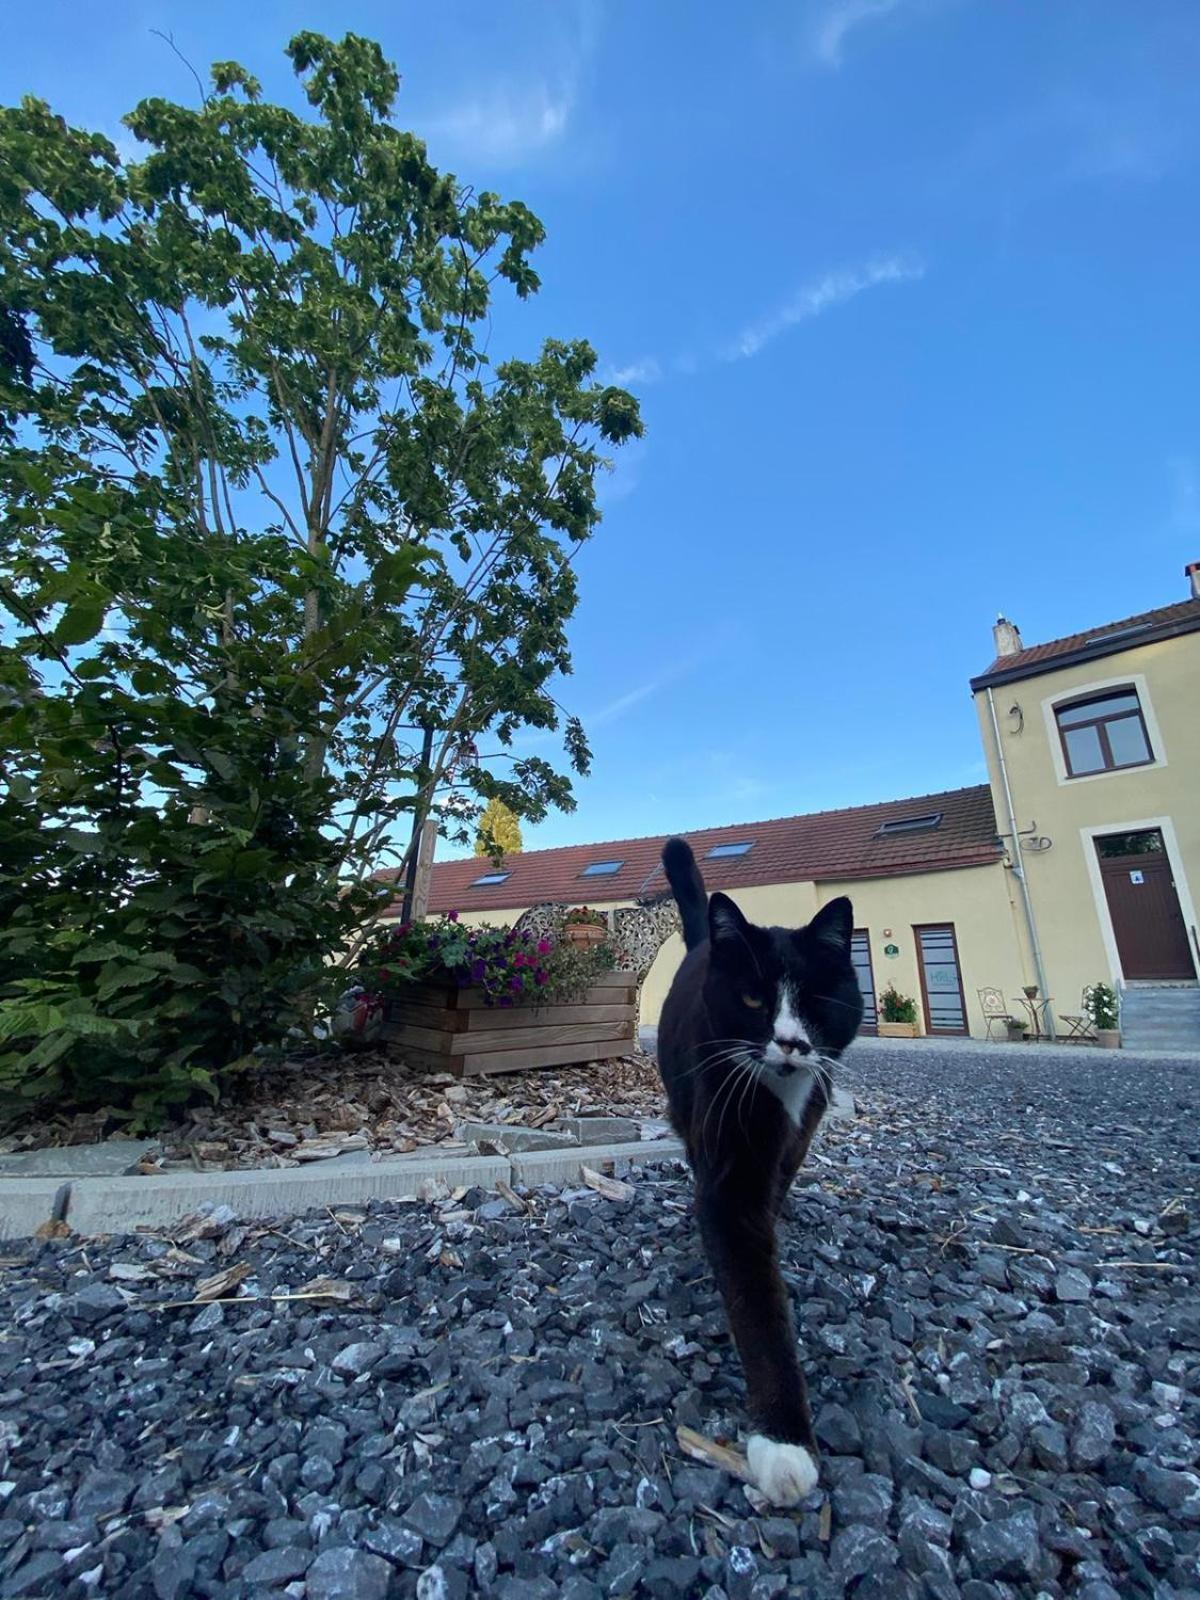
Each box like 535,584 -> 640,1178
986,687 -> 1054,1036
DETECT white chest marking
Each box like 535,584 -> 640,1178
762,1069 -> 816,1127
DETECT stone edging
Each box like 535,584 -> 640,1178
0,1139 -> 688,1243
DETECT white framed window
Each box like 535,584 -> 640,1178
1041,672 -> 1166,787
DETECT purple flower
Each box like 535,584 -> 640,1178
535,970 -> 548,986
499,995 -> 514,1008
447,910 -> 459,922
510,976 -> 523,992
470,958 -> 487,982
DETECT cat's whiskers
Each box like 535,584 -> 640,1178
680,1040 -> 762,1080
700,1056 -> 745,1155
736,1052 -> 765,1141
714,1053 -> 759,1152
810,992 -> 865,1013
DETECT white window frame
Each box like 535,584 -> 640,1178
1079,814 -> 1199,986
1041,671 -> 1166,787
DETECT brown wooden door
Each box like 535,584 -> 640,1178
914,923 -> 968,1035
851,930 -> 877,1034
1098,832 -> 1194,979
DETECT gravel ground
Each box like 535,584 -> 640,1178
1,1044 -> 1198,1600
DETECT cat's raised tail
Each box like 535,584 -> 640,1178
662,837 -> 709,951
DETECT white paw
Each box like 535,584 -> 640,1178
746,1434 -> 819,1507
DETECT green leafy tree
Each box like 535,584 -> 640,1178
0,32 -> 641,1122
474,796 -> 523,857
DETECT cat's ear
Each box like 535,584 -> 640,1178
807,896 -> 853,956
708,891 -> 751,951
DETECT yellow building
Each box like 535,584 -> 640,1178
389,569 -> 1200,1047
971,573 -> 1200,1047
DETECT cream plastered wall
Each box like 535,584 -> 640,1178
636,880 -> 820,1029
974,629 -> 1200,1005
635,864 -> 1024,1039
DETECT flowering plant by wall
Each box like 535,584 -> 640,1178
879,983 -> 918,1024
1083,981 -> 1119,1031
358,916 -> 611,1008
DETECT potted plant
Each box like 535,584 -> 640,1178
878,984 -> 920,1038
563,905 -> 608,950
1006,1017 -> 1029,1043
1083,981 -> 1121,1049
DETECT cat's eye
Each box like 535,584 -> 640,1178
741,993 -> 764,1009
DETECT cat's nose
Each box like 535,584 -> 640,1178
775,1037 -> 812,1056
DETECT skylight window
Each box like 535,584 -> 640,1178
471,871 -> 512,886
875,812 -> 943,836
706,841 -> 755,858
1083,622 -> 1154,646
580,860 -> 624,877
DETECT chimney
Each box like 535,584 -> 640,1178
1187,560 -> 1200,600
993,615 -> 1023,658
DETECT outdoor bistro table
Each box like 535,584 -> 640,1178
1012,993 -> 1053,1041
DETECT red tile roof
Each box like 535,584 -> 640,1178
380,784 -> 1001,917
971,598 -> 1200,689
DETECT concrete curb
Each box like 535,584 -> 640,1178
0,1140 -> 688,1241
510,1138 -> 686,1187
0,1180 -> 71,1243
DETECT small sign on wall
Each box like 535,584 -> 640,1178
1130,870 -> 1144,885
883,942 -> 900,958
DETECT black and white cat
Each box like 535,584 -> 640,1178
657,837 -> 863,1506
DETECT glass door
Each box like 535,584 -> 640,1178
914,923 -> 967,1035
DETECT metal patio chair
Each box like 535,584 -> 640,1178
978,986 -> 1018,1042
1059,988 -> 1096,1045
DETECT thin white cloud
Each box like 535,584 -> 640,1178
607,358 -> 662,386
424,84 -> 573,169
727,254 -> 926,362
588,662 -> 691,730
418,0 -> 600,169
813,0 -> 905,67
588,681 -> 663,729
958,90 -> 1182,193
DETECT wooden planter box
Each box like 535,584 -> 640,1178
878,1021 -> 918,1038
380,970 -> 637,1077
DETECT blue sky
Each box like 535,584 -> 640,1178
7,0 -> 1200,856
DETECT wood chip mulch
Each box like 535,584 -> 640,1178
2,1049 -> 669,1175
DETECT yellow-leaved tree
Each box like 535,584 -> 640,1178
474,798 -> 523,856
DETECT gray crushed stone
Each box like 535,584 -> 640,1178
0,1045 -> 1197,1598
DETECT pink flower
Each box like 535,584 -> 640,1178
447,910 -> 459,922
537,939 -> 551,954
